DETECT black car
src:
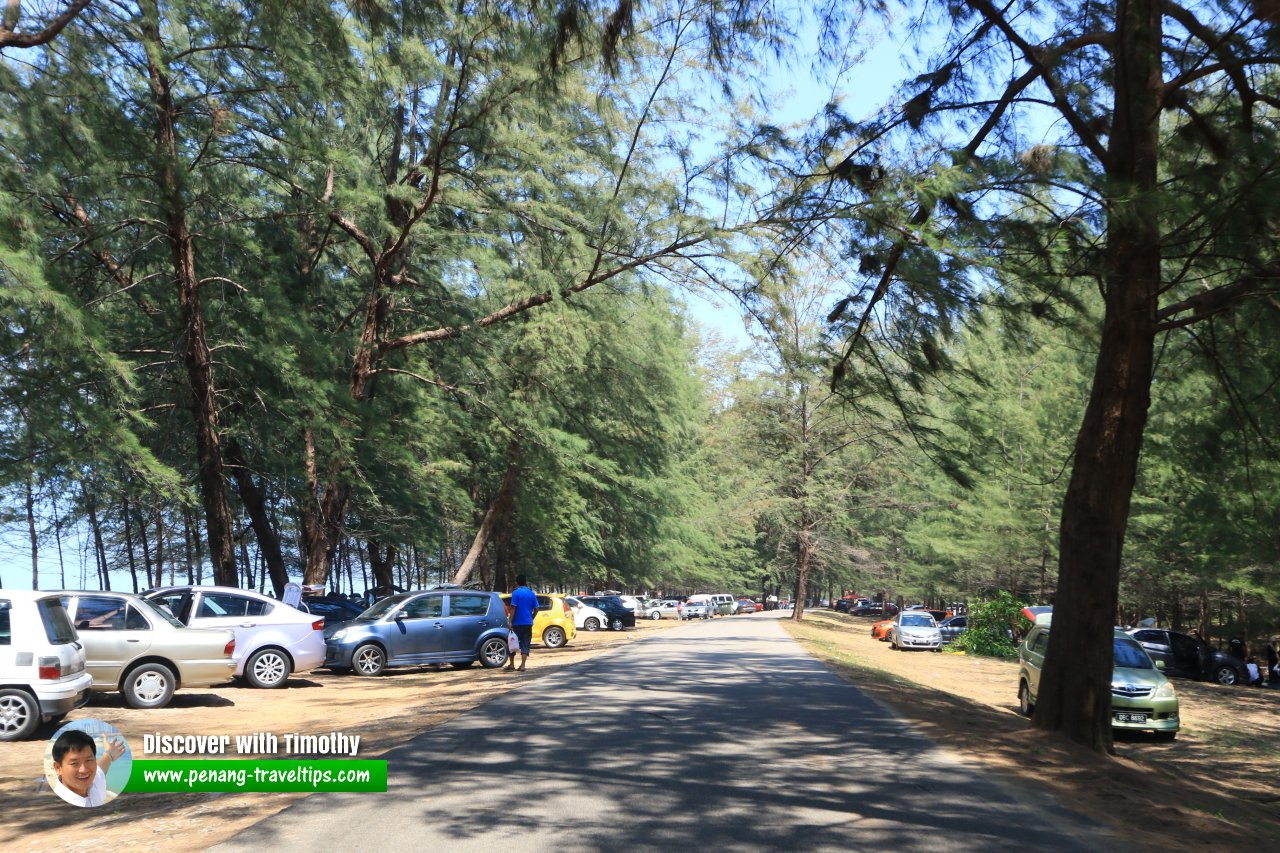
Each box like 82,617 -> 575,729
1127,628 -> 1249,685
850,603 -> 899,618
938,614 -> 968,645
299,595 -> 366,633
579,595 -> 636,631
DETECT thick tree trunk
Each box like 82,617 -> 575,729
141,5 -> 237,587
225,438 -> 289,596
86,494 -> 110,591
123,496 -> 140,593
451,454 -> 520,586
368,540 -> 397,590
300,428 -> 350,585
1032,0 -> 1162,753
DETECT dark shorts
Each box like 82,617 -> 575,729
513,624 -> 533,655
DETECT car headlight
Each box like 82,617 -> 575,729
1153,680 -> 1176,699
331,628 -> 348,641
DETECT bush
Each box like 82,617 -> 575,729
951,591 -> 1021,658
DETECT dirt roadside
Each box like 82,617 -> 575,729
783,610 -> 1280,853
0,622 -> 675,853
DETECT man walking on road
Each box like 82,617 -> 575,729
507,574 -> 538,672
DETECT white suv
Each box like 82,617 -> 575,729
1,590 -> 94,740
145,586 -> 325,688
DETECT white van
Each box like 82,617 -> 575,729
0,590 -> 93,740
710,594 -> 736,615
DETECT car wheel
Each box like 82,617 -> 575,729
584,617 -> 601,631
245,648 -> 293,688
610,617 -> 625,631
123,662 -> 177,709
650,611 -> 662,620
479,637 -> 509,668
870,628 -> 877,637
352,643 -> 386,677
1018,680 -> 1034,717
889,635 -> 898,650
450,661 -> 475,670
0,689 -> 40,742
1213,665 -> 1239,685
543,626 -> 567,649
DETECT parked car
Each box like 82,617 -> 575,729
298,595 -> 366,634
871,617 -> 894,640
144,586 -> 325,688
57,591 -> 235,709
938,614 -> 968,645
578,596 -> 636,631
642,599 -> 682,620
1126,628 -> 1249,685
710,593 -> 736,615
617,595 -> 646,615
1019,615 -> 1179,740
851,603 -> 899,618
563,596 -> 609,631
325,590 -> 511,674
888,611 -> 943,651
500,593 -> 576,649
679,599 -> 714,620
736,598 -> 757,614
0,590 -> 93,741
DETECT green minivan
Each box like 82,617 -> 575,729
1017,614 -> 1179,741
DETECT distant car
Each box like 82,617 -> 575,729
1126,628 -> 1249,686
500,593 -> 576,649
710,594 -> 736,615
57,591 -> 235,709
938,614 -> 968,645
679,600 -> 713,620
298,595 -> 366,633
144,586 -> 325,688
888,611 -> 942,651
735,599 -> 757,614
851,603 -> 898,618
325,590 -> 511,674
564,596 -> 609,631
643,599 -> 682,620
579,596 -> 637,631
1020,615 -> 1179,740
0,590 -> 93,741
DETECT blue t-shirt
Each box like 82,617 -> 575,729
510,586 -> 538,627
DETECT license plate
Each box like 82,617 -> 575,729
1114,712 -> 1147,724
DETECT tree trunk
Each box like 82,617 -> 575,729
369,540 -> 397,590
123,495 -> 139,593
225,438 -> 289,596
300,428 -> 350,585
1033,0 -> 1163,754
140,4 -> 237,587
451,453 -> 520,586
25,469 -> 37,590
86,493 -> 110,591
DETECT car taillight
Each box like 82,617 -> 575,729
38,656 -> 64,680
224,638 -> 236,656
312,619 -> 325,631
562,601 -> 571,617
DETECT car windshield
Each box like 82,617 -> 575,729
354,595 -> 407,622
139,597 -> 185,628
1113,637 -> 1154,669
901,614 -> 936,627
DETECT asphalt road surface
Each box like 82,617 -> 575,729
215,611 -> 1112,852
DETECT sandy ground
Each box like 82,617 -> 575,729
783,610 -> 1280,853
0,622 -> 675,853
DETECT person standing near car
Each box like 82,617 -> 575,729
508,575 -> 538,672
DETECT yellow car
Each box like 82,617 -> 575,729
499,593 -> 577,649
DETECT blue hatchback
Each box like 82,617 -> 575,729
324,590 -> 511,675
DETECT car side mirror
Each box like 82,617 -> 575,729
394,611 -> 405,621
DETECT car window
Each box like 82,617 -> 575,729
1031,631 -> 1050,654
357,594 -> 407,622
125,605 -> 151,630
1171,633 -> 1200,657
150,592 -> 192,622
401,595 -> 444,619
448,594 -> 490,617
139,597 -> 186,628
1113,637 -> 1154,669
37,598 -> 78,644
74,595 -> 129,630
0,600 -> 10,645
198,593 -> 273,618
1132,630 -> 1163,643
900,614 -> 935,627
535,595 -> 552,609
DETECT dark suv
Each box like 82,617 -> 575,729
1126,628 -> 1249,685
578,596 -> 636,631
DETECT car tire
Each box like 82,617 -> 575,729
0,689 -> 40,742
543,626 -> 567,649
1018,680 -> 1034,717
584,617 -> 601,631
650,611 -> 662,620
610,617 -> 625,631
352,643 -> 386,677
1213,665 -> 1239,685
245,648 -> 293,688
450,661 -> 475,670
478,637 -> 509,669
122,662 -> 177,709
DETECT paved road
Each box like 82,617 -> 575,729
215,612 -> 1111,852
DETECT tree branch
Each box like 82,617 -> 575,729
1,0 -> 90,49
